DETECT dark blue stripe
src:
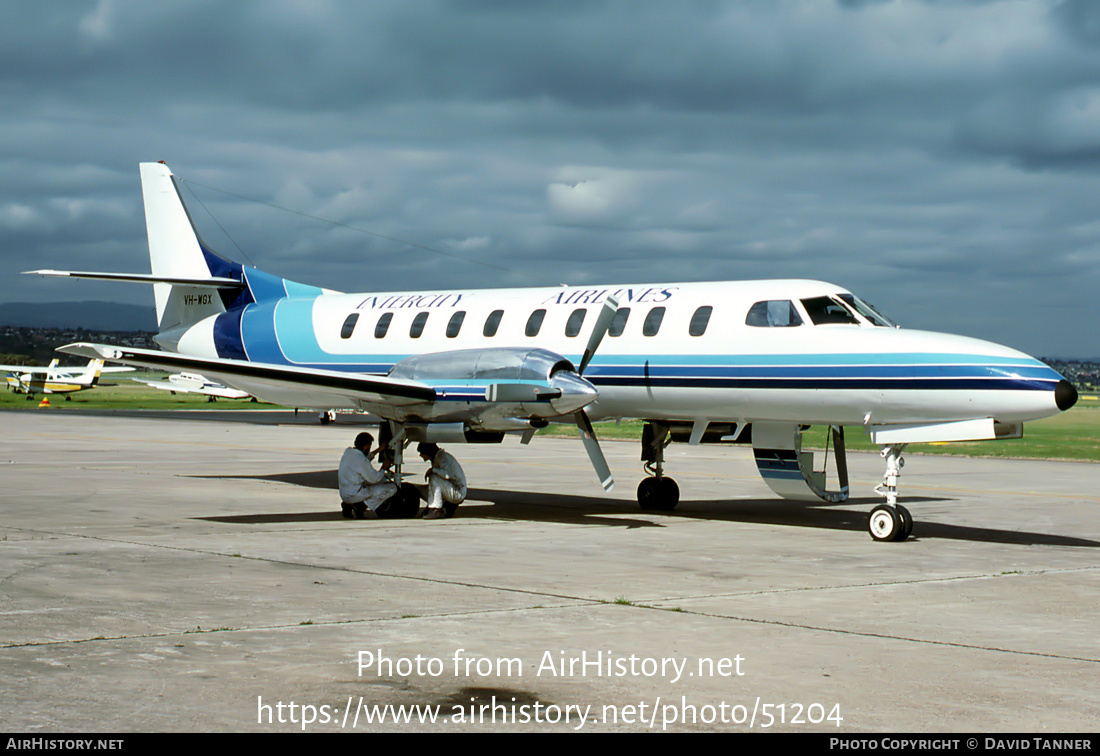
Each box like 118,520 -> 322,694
212,309 -> 247,360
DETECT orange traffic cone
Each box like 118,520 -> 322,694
38,397 -> 51,407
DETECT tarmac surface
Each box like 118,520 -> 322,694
2,408 -> 1098,733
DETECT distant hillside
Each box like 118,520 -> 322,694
0,301 -> 156,331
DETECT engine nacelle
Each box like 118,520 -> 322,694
388,347 -> 598,418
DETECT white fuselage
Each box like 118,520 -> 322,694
169,279 -> 1066,429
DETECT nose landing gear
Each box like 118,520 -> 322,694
870,444 -> 913,541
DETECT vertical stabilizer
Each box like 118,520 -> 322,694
139,162 -> 227,334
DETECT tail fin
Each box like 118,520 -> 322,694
28,162 -> 336,350
75,359 -> 104,387
140,162 -> 228,336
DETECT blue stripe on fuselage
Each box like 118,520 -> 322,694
229,300 -> 1063,393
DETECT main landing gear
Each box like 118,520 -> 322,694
637,423 -> 679,511
869,443 -> 913,542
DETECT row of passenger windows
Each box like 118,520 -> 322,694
338,296 -> 890,340
339,305 -> 716,340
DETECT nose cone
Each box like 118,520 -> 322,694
548,370 -> 599,415
1055,380 -> 1079,412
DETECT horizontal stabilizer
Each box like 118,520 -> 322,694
25,270 -> 243,288
58,342 -> 436,409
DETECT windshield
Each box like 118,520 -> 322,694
800,296 -> 860,326
838,294 -> 897,327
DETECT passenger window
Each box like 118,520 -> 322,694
643,306 -> 666,337
689,306 -> 712,337
410,311 -> 429,338
483,310 -> 503,337
608,307 -> 630,337
800,296 -> 858,326
565,308 -> 586,337
374,312 -> 393,338
525,309 -> 546,337
340,313 -> 359,339
746,301 -> 803,328
446,311 -> 465,338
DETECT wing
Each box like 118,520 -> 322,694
58,342 -> 436,413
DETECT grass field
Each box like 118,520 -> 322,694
0,375 -> 270,411
3,376 -> 1097,462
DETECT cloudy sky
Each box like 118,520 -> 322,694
2,0 -> 1099,357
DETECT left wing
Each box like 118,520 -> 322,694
58,342 -> 436,413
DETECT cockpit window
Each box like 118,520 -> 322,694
746,300 -> 803,328
800,296 -> 860,326
838,294 -> 896,327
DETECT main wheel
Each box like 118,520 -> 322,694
868,505 -> 901,542
638,477 -> 679,511
394,483 -> 422,519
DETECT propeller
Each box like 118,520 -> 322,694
574,296 -> 619,491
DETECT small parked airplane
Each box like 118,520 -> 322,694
133,371 -> 252,401
28,162 -> 1078,540
2,358 -> 132,398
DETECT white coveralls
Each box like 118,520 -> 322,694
338,447 -> 397,511
426,449 -> 467,511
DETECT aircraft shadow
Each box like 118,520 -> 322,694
190,472 -> 1100,548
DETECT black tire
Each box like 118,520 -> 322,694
896,504 -> 913,541
868,505 -> 901,542
638,477 -> 679,511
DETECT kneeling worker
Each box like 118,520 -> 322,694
417,442 -> 466,520
338,432 -> 397,518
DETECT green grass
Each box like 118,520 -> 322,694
0,374 -> 274,411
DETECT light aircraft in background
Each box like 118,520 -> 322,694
2,358 -> 132,399
28,162 -> 1079,540
134,371 -> 252,401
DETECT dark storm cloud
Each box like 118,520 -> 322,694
1,0 -> 1098,356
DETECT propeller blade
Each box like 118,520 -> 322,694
578,296 -> 619,376
575,410 -> 614,492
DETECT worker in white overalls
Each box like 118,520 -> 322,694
338,432 -> 397,518
417,442 -> 467,520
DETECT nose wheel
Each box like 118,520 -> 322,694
870,444 -> 913,541
868,504 -> 913,542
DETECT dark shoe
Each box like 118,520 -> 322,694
341,503 -> 354,519
421,508 -> 447,520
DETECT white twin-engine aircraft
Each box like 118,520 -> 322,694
30,162 -> 1079,541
